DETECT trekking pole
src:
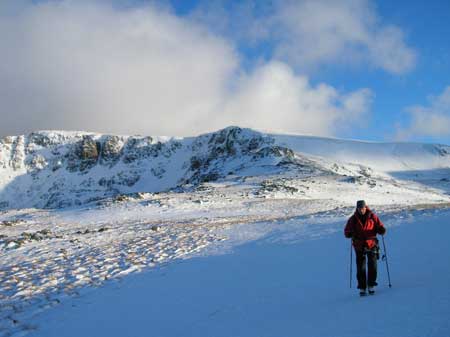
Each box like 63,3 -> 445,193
349,240 -> 353,288
381,235 -> 392,287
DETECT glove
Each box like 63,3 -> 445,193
377,227 -> 386,235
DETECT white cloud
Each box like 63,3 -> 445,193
397,86 -> 450,140
218,61 -> 373,136
0,0 -> 373,138
191,0 -> 417,74
275,0 -> 417,74
0,1 -> 238,137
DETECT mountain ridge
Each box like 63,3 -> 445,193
1,126 -> 450,210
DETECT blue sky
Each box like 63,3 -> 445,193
1,0 -> 449,144
166,0 -> 450,143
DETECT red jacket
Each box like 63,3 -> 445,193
344,208 -> 386,251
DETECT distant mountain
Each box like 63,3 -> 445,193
1,126 -> 449,210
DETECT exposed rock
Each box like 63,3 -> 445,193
1,136 -> 14,145
28,132 -> 53,148
0,127 -> 327,210
64,135 -> 102,172
190,157 -> 203,170
261,180 -> 299,194
100,135 -> 123,165
122,136 -> 166,163
26,154 -> 48,173
21,229 -> 55,241
98,171 -> 140,188
1,219 -> 23,226
359,166 -> 373,178
185,128 -> 283,185
75,229 -> 93,235
10,136 -> 25,170
200,172 -> 220,183
254,146 -> 295,161
2,229 -> 56,249
79,135 -> 100,160
114,194 -> 131,202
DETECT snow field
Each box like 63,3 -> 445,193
2,127 -> 450,336
21,208 -> 450,337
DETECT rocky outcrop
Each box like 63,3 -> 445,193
183,126 -> 293,184
0,127 -> 310,210
65,135 -> 100,172
100,135 -> 123,166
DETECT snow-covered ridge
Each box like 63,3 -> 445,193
273,133 -> 450,172
1,126 -> 449,210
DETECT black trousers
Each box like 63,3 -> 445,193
355,249 -> 378,290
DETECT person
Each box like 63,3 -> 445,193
344,200 -> 386,296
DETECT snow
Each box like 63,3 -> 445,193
17,208 -> 450,337
1,127 -> 450,337
272,133 -> 450,172
2,127 -> 450,210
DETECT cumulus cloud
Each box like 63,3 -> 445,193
397,86 -> 450,140
0,0 -> 372,138
191,0 -> 417,74
274,0 -> 416,74
217,61 -> 373,136
0,0 -> 238,137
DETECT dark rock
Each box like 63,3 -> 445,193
122,136 -> 173,163
1,219 -> 22,226
435,145 -> 450,156
79,135 -> 100,160
28,132 -> 53,147
201,172 -> 220,182
114,194 -> 130,202
254,146 -> 295,160
260,180 -> 298,194
100,135 -> 123,165
98,171 -> 140,188
66,135 -> 100,172
190,157 -> 203,170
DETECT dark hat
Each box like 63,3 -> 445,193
356,200 -> 366,208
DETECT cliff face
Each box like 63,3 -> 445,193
0,127 -> 299,209
2,125 -> 450,210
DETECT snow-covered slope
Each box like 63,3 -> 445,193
1,126 -> 450,210
274,133 -> 450,172
0,127 -> 293,209
25,209 -> 450,337
1,126 -> 450,337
